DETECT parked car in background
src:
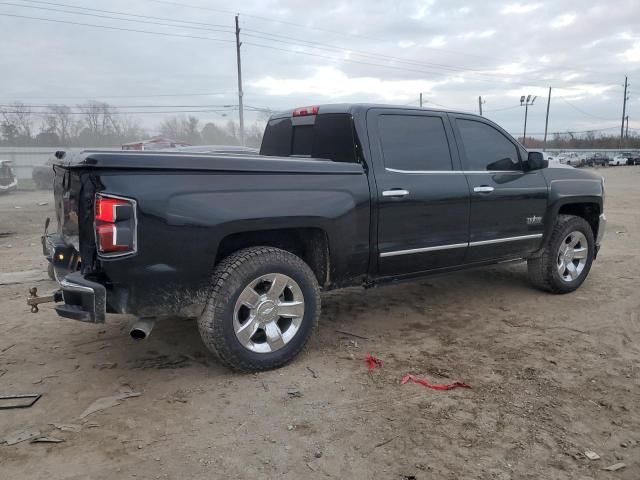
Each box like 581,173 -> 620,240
609,154 -> 628,166
0,160 -> 18,193
583,153 -> 610,167
621,152 -> 640,165
541,152 -> 557,165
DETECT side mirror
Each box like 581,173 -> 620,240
526,151 -> 548,171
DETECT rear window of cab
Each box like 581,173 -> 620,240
260,113 -> 357,163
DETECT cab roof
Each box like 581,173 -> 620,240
269,103 -> 476,119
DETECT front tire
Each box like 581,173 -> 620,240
198,247 -> 320,372
527,214 -> 595,293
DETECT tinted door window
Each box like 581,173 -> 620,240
378,115 -> 453,171
456,119 -> 520,171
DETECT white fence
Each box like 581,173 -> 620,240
0,147 -> 57,180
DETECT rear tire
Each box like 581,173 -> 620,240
198,247 -> 320,372
528,214 -> 595,294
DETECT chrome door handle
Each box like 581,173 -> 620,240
473,186 -> 494,193
382,189 -> 410,197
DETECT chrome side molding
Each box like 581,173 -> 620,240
380,233 -> 543,257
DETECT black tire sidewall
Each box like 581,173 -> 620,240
548,217 -> 595,292
209,251 -> 319,369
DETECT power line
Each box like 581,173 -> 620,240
16,0 -> 232,28
0,103 -> 238,108
7,2 -> 620,90
483,104 -> 521,112
1,8 -> 621,92
0,12 -> 512,87
0,92 -> 237,99
0,2 -> 531,84
143,0 -> 630,83
142,0 -> 538,65
12,0 -> 492,76
241,29 -> 488,75
0,12 -> 235,42
558,96 -> 615,121
0,102 -> 272,112
1,1 -> 233,33
0,108 -> 238,114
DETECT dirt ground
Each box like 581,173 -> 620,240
1,167 -> 639,480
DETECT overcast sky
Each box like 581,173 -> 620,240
1,0 -> 638,137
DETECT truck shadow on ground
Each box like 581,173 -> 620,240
68,264 -> 534,375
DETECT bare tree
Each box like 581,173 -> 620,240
0,102 -> 34,144
44,105 -> 77,144
158,115 -> 201,144
77,101 -> 113,135
159,116 -> 182,140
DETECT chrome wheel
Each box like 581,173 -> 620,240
557,231 -> 588,282
233,273 -> 305,353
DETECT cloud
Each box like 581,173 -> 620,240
501,3 -> 543,14
410,0 -> 436,20
617,41 -> 640,62
427,35 -> 446,47
0,0 -> 637,135
457,30 -> 496,40
550,13 -> 577,29
397,40 -> 416,48
249,66 -> 439,102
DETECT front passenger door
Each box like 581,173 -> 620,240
450,114 -> 548,263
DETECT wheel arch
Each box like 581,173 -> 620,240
215,227 -> 330,287
535,197 -> 602,257
556,201 -> 601,238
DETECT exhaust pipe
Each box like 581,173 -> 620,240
130,318 -> 155,341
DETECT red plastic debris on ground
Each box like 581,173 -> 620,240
365,354 -> 383,371
401,374 -> 471,391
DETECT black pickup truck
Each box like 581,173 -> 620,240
34,104 -> 606,371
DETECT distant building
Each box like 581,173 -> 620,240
122,136 -> 190,151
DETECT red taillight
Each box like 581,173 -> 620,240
95,194 -> 136,256
292,105 -> 319,117
96,197 -> 126,223
96,224 -> 131,253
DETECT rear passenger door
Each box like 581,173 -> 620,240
450,114 -> 548,263
367,108 -> 470,276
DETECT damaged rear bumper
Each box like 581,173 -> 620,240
55,272 -> 106,323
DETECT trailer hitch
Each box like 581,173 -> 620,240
27,287 -> 62,313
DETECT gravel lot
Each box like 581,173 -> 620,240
1,167 -> 639,479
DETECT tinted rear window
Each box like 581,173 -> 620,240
378,114 -> 453,171
260,113 -> 357,163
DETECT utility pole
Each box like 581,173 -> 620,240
625,115 -> 629,138
620,75 -> 628,145
419,92 -> 423,108
235,14 -> 245,146
478,96 -> 484,116
520,94 -> 537,147
543,87 -> 552,151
